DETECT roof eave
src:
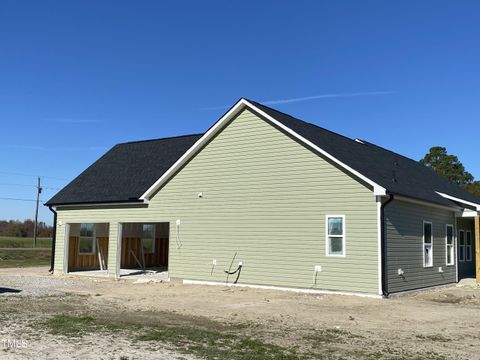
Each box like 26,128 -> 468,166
435,191 -> 480,211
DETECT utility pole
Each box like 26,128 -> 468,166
33,176 -> 42,248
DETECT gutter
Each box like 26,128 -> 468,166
48,206 -> 57,273
380,194 -> 394,297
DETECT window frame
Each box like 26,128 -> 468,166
78,223 -> 96,255
325,215 -> 346,257
141,224 -> 156,255
445,224 -> 454,266
466,230 -> 472,262
458,229 -> 465,262
423,221 -> 433,268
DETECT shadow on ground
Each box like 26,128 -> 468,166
0,287 -> 22,294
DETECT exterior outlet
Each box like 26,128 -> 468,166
397,268 -> 404,276
238,261 -> 244,267
438,267 -> 443,273
176,219 -> 181,226
314,265 -> 322,272
212,259 -> 217,266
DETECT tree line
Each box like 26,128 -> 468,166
0,220 -> 53,238
420,146 -> 480,197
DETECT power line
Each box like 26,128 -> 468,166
0,196 -> 46,203
0,170 -> 69,181
0,182 -> 60,190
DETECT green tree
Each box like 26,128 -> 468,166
464,181 -> 480,197
420,146 -> 474,186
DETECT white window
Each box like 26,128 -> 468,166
423,221 -> 433,267
446,224 -> 454,266
79,223 -> 95,255
459,230 -> 465,262
142,224 -> 155,254
466,231 -> 472,262
326,215 -> 345,257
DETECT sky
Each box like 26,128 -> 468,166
0,1 -> 479,224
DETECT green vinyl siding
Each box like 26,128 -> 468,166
384,199 -> 456,293
54,108 -> 379,294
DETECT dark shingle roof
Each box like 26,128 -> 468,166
249,100 -> 480,208
45,134 -> 202,205
47,99 -> 480,208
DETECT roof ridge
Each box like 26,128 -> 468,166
119,133 -> 204,145
249,99 -> 424,165
247,99 -> 370,147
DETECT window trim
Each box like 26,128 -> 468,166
466,230 -> 472,262
325,215 -> 346,257
78,223 -> 96,255
141,224 -> 156,255
445,224 -> 454,266
458,229 -> 465,262
423,221 -> 433,268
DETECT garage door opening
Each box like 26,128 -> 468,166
67,223 -> 109,275
120,222 -> 169,277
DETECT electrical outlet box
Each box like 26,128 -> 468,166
238,261 -> 244,267
438,266 -> 443,273
314,265 -> 322,272
212,259 -> 217,266
397,268 -> 404,276
176,219 -> 181,226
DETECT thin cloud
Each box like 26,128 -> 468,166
201,91 -> 396,110
51,118 -> 101,124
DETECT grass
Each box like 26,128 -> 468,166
416,334 -> 451,342
38,314 -> 452,360
42,314 -> 306,360
0,249 -> 50,268
46,315 -> 96,336
0,236 -> 52,248
0,236 -> 51,267
305,328 -> 363,345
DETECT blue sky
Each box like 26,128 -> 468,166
1,1 -> 479,224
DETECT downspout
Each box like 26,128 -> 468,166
380,194 -> 394,297
48,206 -> 57,273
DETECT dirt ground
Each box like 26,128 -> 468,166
1,267 -> 480,359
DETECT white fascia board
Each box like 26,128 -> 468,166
140,98 -> 387,200
461,210 -> 480,218
435,192 -> 480,211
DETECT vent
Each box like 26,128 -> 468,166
392,170 -> 398,183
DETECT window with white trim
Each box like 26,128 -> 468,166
423,221 -> 433,267
79,223 -> 95,255
459,230 -> 465,262
142,224 -> 155,254
326,215 -> 345,256
446,225 -> 454,266
466,231 -> 472,261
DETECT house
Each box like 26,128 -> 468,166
45,98 -> 480,297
